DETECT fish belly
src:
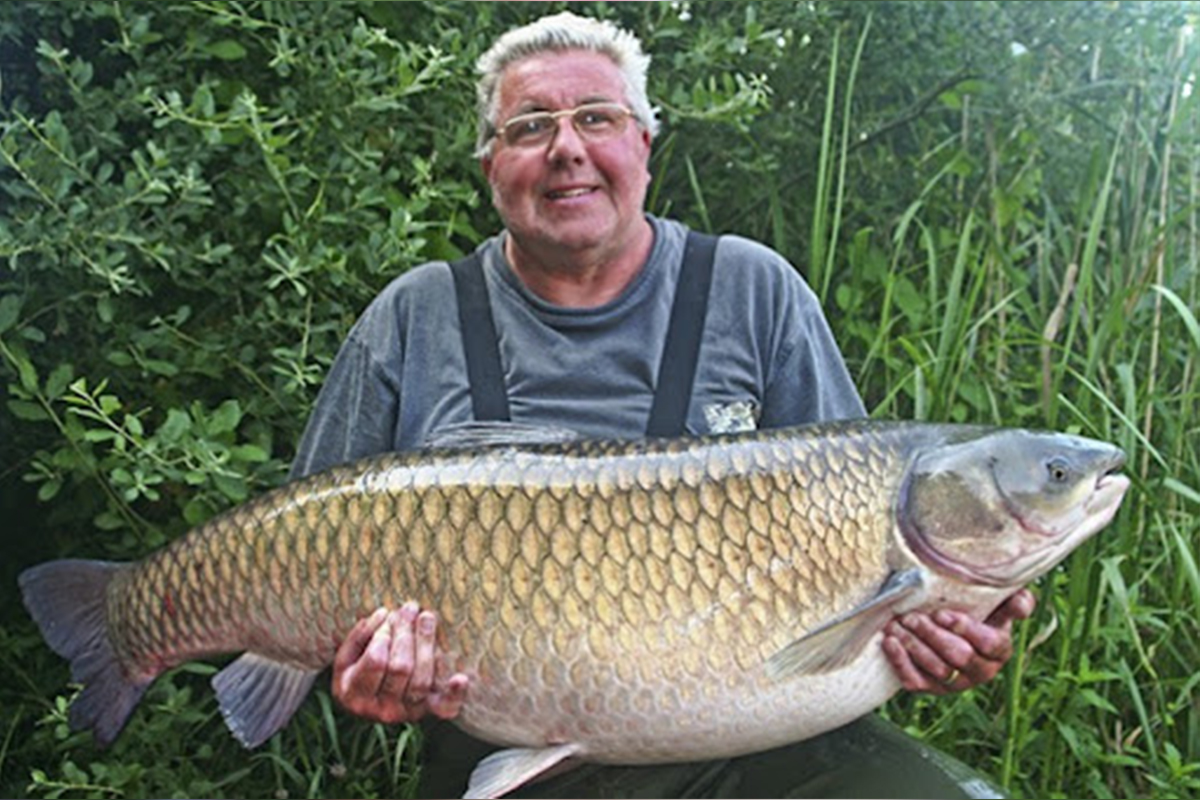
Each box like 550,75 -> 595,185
455,634 -> 902,763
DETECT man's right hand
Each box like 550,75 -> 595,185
332,603 -> 469,724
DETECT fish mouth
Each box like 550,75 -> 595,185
1085,470 -> 1130,517
1089,448 -> 1128,500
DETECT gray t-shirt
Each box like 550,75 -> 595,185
291,215 -> 864,477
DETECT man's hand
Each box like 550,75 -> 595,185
881,589 -> 1036,695
332,603 -> 469,724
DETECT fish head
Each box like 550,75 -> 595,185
899,428 -> 1130,588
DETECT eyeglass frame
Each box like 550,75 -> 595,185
488,102 -> 641,150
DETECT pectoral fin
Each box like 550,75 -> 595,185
766,568 -> 924,679
464,742 -> 583,799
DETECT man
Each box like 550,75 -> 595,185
291,11 -> 1033,798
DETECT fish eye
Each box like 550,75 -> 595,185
1046,457 -> 1072,484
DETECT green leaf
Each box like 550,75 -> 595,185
1078,688 -> 1119,714
145,358 -> 180,377
160,408 -> 192,442
205,39 -> 247,61
209,399 -> 243,434
7,399 -> 47,421
1151,284 -> 1200,353
19,325 -> 45,343
1165,477 -> 1200,505
183,496 -> 214,525
214,473 -> 249,502
37,479 -> 62,502
62,760 -> 87,784
0,294 -> 20,334
14,349 -> 39,393
231,443 -> 269,462
46,363 -> 75,399
97,295 -> 114,324
93,511 -> 124,531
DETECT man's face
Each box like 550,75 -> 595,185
481,50 -> 652,268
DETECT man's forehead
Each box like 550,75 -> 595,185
496,49 -> 625,109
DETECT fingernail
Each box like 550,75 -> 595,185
419,613 -> 436,634
934,610 -> 957,627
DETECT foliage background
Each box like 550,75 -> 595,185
1,1 -> 1198,798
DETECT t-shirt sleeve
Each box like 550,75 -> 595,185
760,289 -> 866,427
759,264 -> 866,428
289,308 -> 402,479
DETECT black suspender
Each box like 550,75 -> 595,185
449,253 -> 512,423
449,230 -> 719,435
643,231 -> 718,437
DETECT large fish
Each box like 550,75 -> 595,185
20,420 -> 1128,798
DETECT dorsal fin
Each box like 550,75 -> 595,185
424,421 -> 583,451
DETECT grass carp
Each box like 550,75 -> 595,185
19,420 -> 1129,798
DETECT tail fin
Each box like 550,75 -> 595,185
19,559 -> 152,746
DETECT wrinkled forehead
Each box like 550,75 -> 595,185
494,49 -> 629,115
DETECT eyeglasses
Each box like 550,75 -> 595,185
493,102 -> 637,149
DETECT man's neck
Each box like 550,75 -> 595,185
504,221 -> 654,308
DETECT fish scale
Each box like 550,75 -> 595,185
19,419 -> 1129,798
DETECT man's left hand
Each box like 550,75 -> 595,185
881,589 -> 1036,695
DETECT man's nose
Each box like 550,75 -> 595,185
546,116 -> 588,162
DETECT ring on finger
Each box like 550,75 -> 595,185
942,668 -> 961,686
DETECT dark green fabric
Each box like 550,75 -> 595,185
418,714 -> 1006,799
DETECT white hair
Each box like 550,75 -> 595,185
474,11 -> 660,157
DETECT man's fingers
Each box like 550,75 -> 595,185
347,611 -> 400,698
985,589 -> 1037,628
333,607 -> 388,674
427,673 -> 470,719
334,607 -> 391,700
886,606 -> 1022,696
894,613 -> 976,671
405,611 -> 438,704
932,610 -> 1014,663
378,603 -> 420,700
882,634 -> 955,694
329,603 -> 468,724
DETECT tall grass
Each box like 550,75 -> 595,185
804,17 -> 1200,798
